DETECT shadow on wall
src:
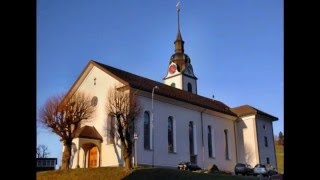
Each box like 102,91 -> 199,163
244,143 -> 254,166
236,120 -> 251,164
70,142 -> 77,168
104,116 -> 123,165
113,139 -> 123,165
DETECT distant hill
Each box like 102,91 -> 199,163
275,140 -> 284,173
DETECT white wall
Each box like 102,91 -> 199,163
65,64 -> 249,172
256,116 -> 277,169
183,76 -> 197,94
69,65 -> 125,168
163,62 -> 183,90
135,95 -> 237,172
202,112 -> 237,171
164,76 -> 183,90
236,115 -> 260,167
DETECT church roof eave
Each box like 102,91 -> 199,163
231,105 -> 278,121
92,60 -> 237,117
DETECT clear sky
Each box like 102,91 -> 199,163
37,0 -> 283,167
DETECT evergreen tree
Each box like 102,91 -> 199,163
278,131 -> 284,145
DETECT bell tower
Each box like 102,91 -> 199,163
163,2 -> 197,94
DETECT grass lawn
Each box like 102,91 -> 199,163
37,167 -> 259,180
275,142 -> 284,173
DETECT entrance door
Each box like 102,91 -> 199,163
88,146 -> 98,168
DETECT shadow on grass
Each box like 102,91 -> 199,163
37,167 -> 259,180
122,168 -> 259,180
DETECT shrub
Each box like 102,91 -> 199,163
207,164 -> 219,173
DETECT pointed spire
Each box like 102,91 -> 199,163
175,1 -> 184,53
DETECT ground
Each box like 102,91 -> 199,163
275,141 -> 284,173
37,167 -> 260,180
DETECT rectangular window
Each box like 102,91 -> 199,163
266,157 -> 270,164
168,117 -> 174,152
224,129 -> 231,160
264,136 -> 268,147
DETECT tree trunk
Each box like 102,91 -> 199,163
124,123 -> 133,170
124,148 -> 132,170
61,141 -> 72,170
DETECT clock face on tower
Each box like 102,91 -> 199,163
169,64 -> 177,74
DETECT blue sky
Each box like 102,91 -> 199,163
37,0 -> 283,167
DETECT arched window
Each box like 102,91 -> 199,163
189,121 -> 197,163
171,83 -> 176,87
208,126 -> 213,158
224,129 -> 231,160
168,116 -> 174,152
187,83 -> 192,92
189,122 -> 194,155
144,111 -> 151,149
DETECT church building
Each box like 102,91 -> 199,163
64,5 -> 278,172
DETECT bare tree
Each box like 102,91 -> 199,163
36,144 -> 50,158
106,85 -> 141,170
38,92 -> 95,170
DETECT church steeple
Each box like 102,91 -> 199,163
164,1 -> 198,94
174,2 -> 184,53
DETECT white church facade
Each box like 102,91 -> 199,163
64,6 -> 278,172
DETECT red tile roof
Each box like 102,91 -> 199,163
74,126 -> 103,141
92,60 -> 237,117
231,105 -> 278,121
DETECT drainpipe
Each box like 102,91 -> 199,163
200,108 -> 206,169
233,119 -> 238,164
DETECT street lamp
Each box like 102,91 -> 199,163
151,85 -> 159,167
133,133 -> 138,167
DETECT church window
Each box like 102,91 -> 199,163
189,121 -> 197,163
189,121 -> 194,155
266,157 -> 270,164
144,111 -> 151,149
187,83 -> 192,92
168,116 -> 175,152
208,126 -> 215,158
224,129 -> 231,160
264,136 -> 268,147
171,83 -> 176,87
